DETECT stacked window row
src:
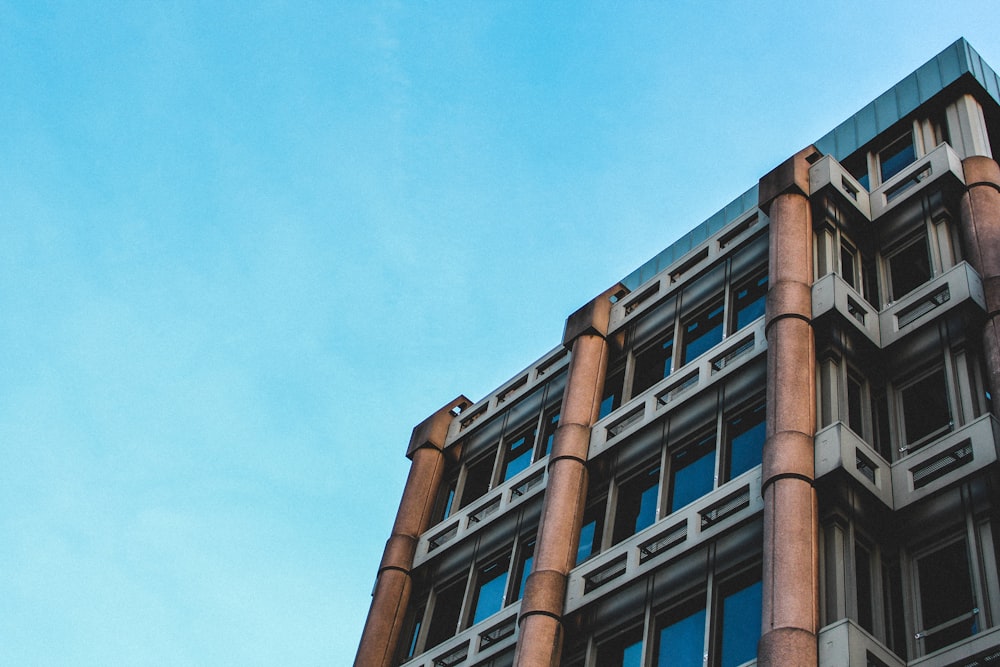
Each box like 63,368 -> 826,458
432,370 -> 566,526
601,232 -> 769,419
580,368 -> 766,564
821,488 -> 1000,660
402,526 -> 539,662
814,187 -> 992,461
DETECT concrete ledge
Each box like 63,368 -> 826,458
407,395 -> 472,457
562,283 -> 625,347
758,146 -> 819,214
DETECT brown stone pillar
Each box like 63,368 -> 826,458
757,148 -> 820,667
355,396 -> 471,667
959,156 -> 1000,417
513,285 -> 622,667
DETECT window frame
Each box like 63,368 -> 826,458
679,294 -> 726,368
721,398 -> 766,483
877,131 -> 918,185
667,428 -> 718,515
610,461 -> 663,546
497,423 -> 537,484
884,231 -> 933,303
894,362 -> 954,455
624,253 -> 767,406
466,552 -> 512,628
908,535 -> 981,656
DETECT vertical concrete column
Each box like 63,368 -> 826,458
355,396 -> 471,667
513,285 -> 622,667
757,147 -> 820,667
959,156 -> 1000,417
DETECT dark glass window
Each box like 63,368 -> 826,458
470,557 -> 510,626
655,602 -> 706,667
577,502 -> 605,564
601,367 -> 626,418
887,235 -> 931,300
459,455 -> 495,508
402,605 -> 425,660
900,367 -> 951,447
513,539 -> 535,602
681,298 -> 725,365
669,433 -> 716,512
847,372 -> 865,436
425,579 -> 466,649
598,628 -> 644,667
725,403 -> 765,481
612,465 -> 660,544
500,427 -> 535,482
864,259 -> 881,308
841,239 -> 859,291
718,577 -> 762,667
539,409 -> 560,458
732,272 -> 768,331
916,540 -> 977,653
879,133 -> 916,183
435,477 -> 458,523
855,541 -> 874,633
883,557 -> 907,659
872,387 -> 892,460
633,336 -> 674,397
844,152 -> 871,190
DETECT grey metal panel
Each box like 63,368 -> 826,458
814,132 -> 837,158
895,72 -> 921,114
915,55 -> 944,101
853,102 -> 878,153
875,89 -> 901,132
835,120 -> 857,158
937,38 -> 965,84
687,220 -> 709,247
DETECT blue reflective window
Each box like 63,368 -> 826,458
577,520 -> 596,563
733,273 -> 768,331
598,629 -> 644,667
540,410 -> 559,458
613,465 -> 660,544
670,433 -> 716,512
726,403 -> 765,480
879,133 -> 916,183
621,639 -> 643,667
681,300 -> 725,365
515,540 -> 534,601
470,559 -> 509,626
602,369 -> 625,418
656,605 -> 706,667
501,429 -> 535,482
577,502 -> 604,564
719,579 -> 762,667
633,336 -> 673,396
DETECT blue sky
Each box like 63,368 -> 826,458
1,2 -> 998,665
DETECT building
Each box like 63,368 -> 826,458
355,38 -> 1000,667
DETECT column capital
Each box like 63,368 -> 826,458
562,283 -> 628,349
758,145 -> 821,214
406,395 -> 472,458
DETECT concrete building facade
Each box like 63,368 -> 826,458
356,39 -> 1000,667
